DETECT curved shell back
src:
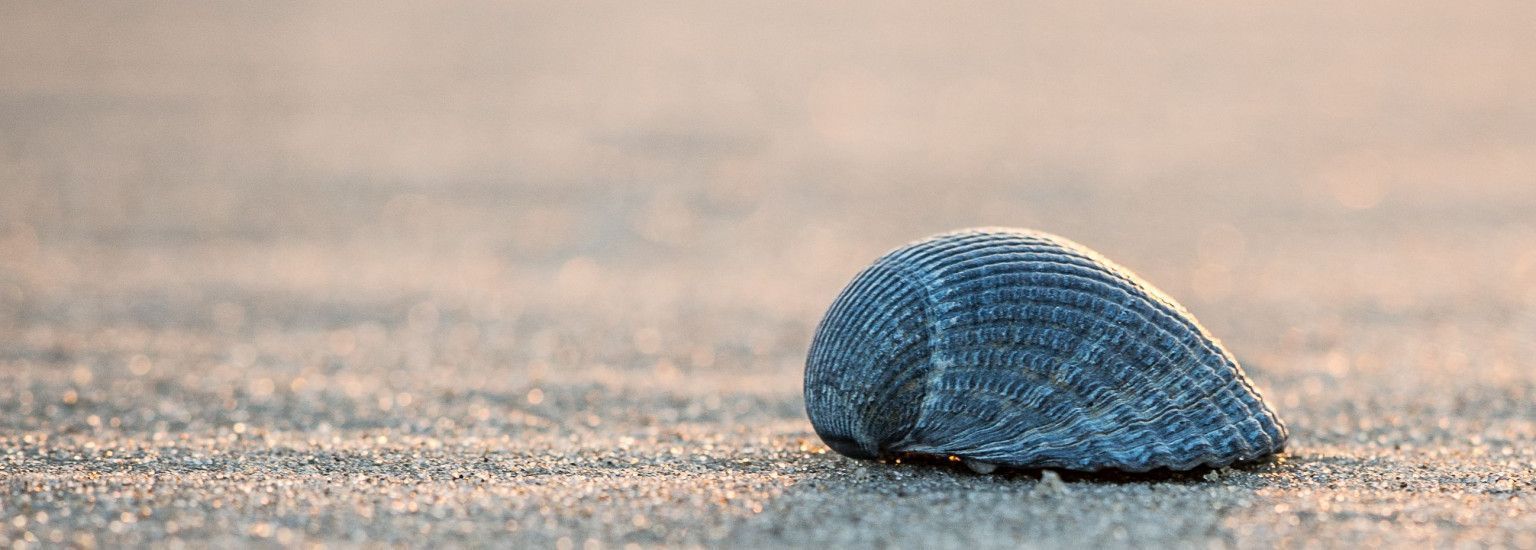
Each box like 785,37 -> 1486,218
804,228 -> 1287,472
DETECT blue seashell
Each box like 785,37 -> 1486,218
804,228 -> 1287,472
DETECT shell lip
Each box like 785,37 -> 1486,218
884,450 -> 1290,480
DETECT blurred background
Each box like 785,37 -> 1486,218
5,2 -> 1536,546
3,0 -> 1536,408
3,0 -> 1536,437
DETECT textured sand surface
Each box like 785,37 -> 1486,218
3,2 -> 1536,548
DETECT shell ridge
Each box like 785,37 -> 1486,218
930,243 -> 1108,277
867,255 -> 949,453
927,328 -> 1239,467
910,312 -> 1201,466
929,281 -> 1262,446
805,228 -> 1288,471
943,322 -> 1214,446
806,261 -> 931,450
919,229 -> 1109,277
902,233 -> 1063,278
921,250 -> 1274,463
908,374 -> 1174,470
1196,341 -> 1289,445
806,264 -> 894,444
930,267 -> 1279,448
1025,242 -> 1291,450
938,297 -> 1254,423
931,231 -> 1218,348
911,355 -> 1111,460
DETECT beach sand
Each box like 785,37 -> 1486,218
3,2 -> 1535,547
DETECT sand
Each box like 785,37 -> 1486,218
3,2 -> 1536,547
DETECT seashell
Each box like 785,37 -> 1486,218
804,228 -> 1287,472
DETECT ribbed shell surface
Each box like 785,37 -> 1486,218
804,228 -> 1288,472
